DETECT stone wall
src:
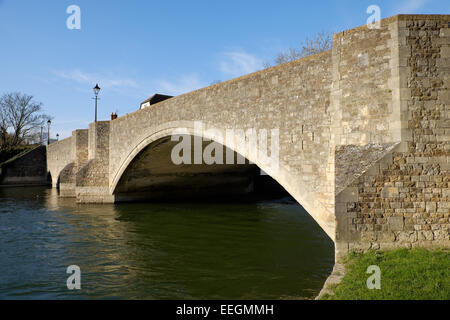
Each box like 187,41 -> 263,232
73,129 -> 89,168
0,146 -> 48,185
335,15 -> 450,257
59,129 -> 89,197
331,16 -> 400,145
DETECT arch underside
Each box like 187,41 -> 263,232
114,135 -> 286,202
110,122 -> 336,240
49,164 -> 71,189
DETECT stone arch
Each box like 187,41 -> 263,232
57,162 -> 78,197
48,166 -> 66,189
110,121 -> 335,239
46,137 -> 75,188
59,162 -> 75,184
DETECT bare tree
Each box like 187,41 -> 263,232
0,92 -> 49,149
275,48 -> 303,65
266,32 -> 332,67
0,102 -> 10,149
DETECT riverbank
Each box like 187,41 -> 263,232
0,145 -> 35,163
0,145 -> 48,186
319,248 -> 449,300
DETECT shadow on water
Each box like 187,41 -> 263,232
0,186 -> 334,300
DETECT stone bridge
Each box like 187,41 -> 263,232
47,15 -> 450,258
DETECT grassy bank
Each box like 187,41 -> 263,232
0,146 -> 35,164
321,248 -> 449,300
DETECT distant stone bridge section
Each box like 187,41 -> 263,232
47,15 -> 450,258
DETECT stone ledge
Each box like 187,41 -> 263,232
335,143 -> 399,194
315,262 -> 346,300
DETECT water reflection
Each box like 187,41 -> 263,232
0,187 -> 334,299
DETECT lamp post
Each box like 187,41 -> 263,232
47,120 -> 51,145
93,84 -> 101,122
40,126 -> 43,145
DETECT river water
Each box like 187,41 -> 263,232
0,187 -> 334,300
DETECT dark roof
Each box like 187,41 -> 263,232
141,94 -> 173,107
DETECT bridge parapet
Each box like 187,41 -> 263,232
74,129 -> 88,168
330,15 -> 402,146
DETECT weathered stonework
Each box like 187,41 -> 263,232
47,136 -> 74,188
47,15 -> 450,259
58,129 -> 88,197
75,121 -> 113,203
335,15 -> 450,257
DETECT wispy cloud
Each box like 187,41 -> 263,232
52,68 -> 208,98
51,51 -> 263,98
394,0 -> 429,14
155,74 -> 206,96
52,69 -> 139,90
219,51 -> 263,78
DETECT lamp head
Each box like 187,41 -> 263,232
93,84 -> 101,96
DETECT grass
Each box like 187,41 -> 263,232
321,248 -> 450,300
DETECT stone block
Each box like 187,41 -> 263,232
397,231 -> 418,243
418,230 -> 434,241
377,231 -> 395,243
361,231 -> 377,242
348,242 -> 371,252
381,187 -> 399,198
336,187 -> 359,203
380,242 -> 400,250
437,58 -> 450,68
433,230 -> 449,240
365,163 -> 380,176
440,28 -> 450,37
388,216 -> 404,231
441,46 -> 450,58
426,202 -> 437,213
438,90 -> 450,102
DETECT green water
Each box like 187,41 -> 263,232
0,187 -> 334,299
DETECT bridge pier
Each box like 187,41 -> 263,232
74,121 -> 115,203
58,129 -> 88,197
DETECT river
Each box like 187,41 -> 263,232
0,186 -> 334,299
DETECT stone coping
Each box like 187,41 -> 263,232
334,14 -> 450,38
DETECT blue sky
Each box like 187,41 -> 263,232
0,0 -> 448,138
